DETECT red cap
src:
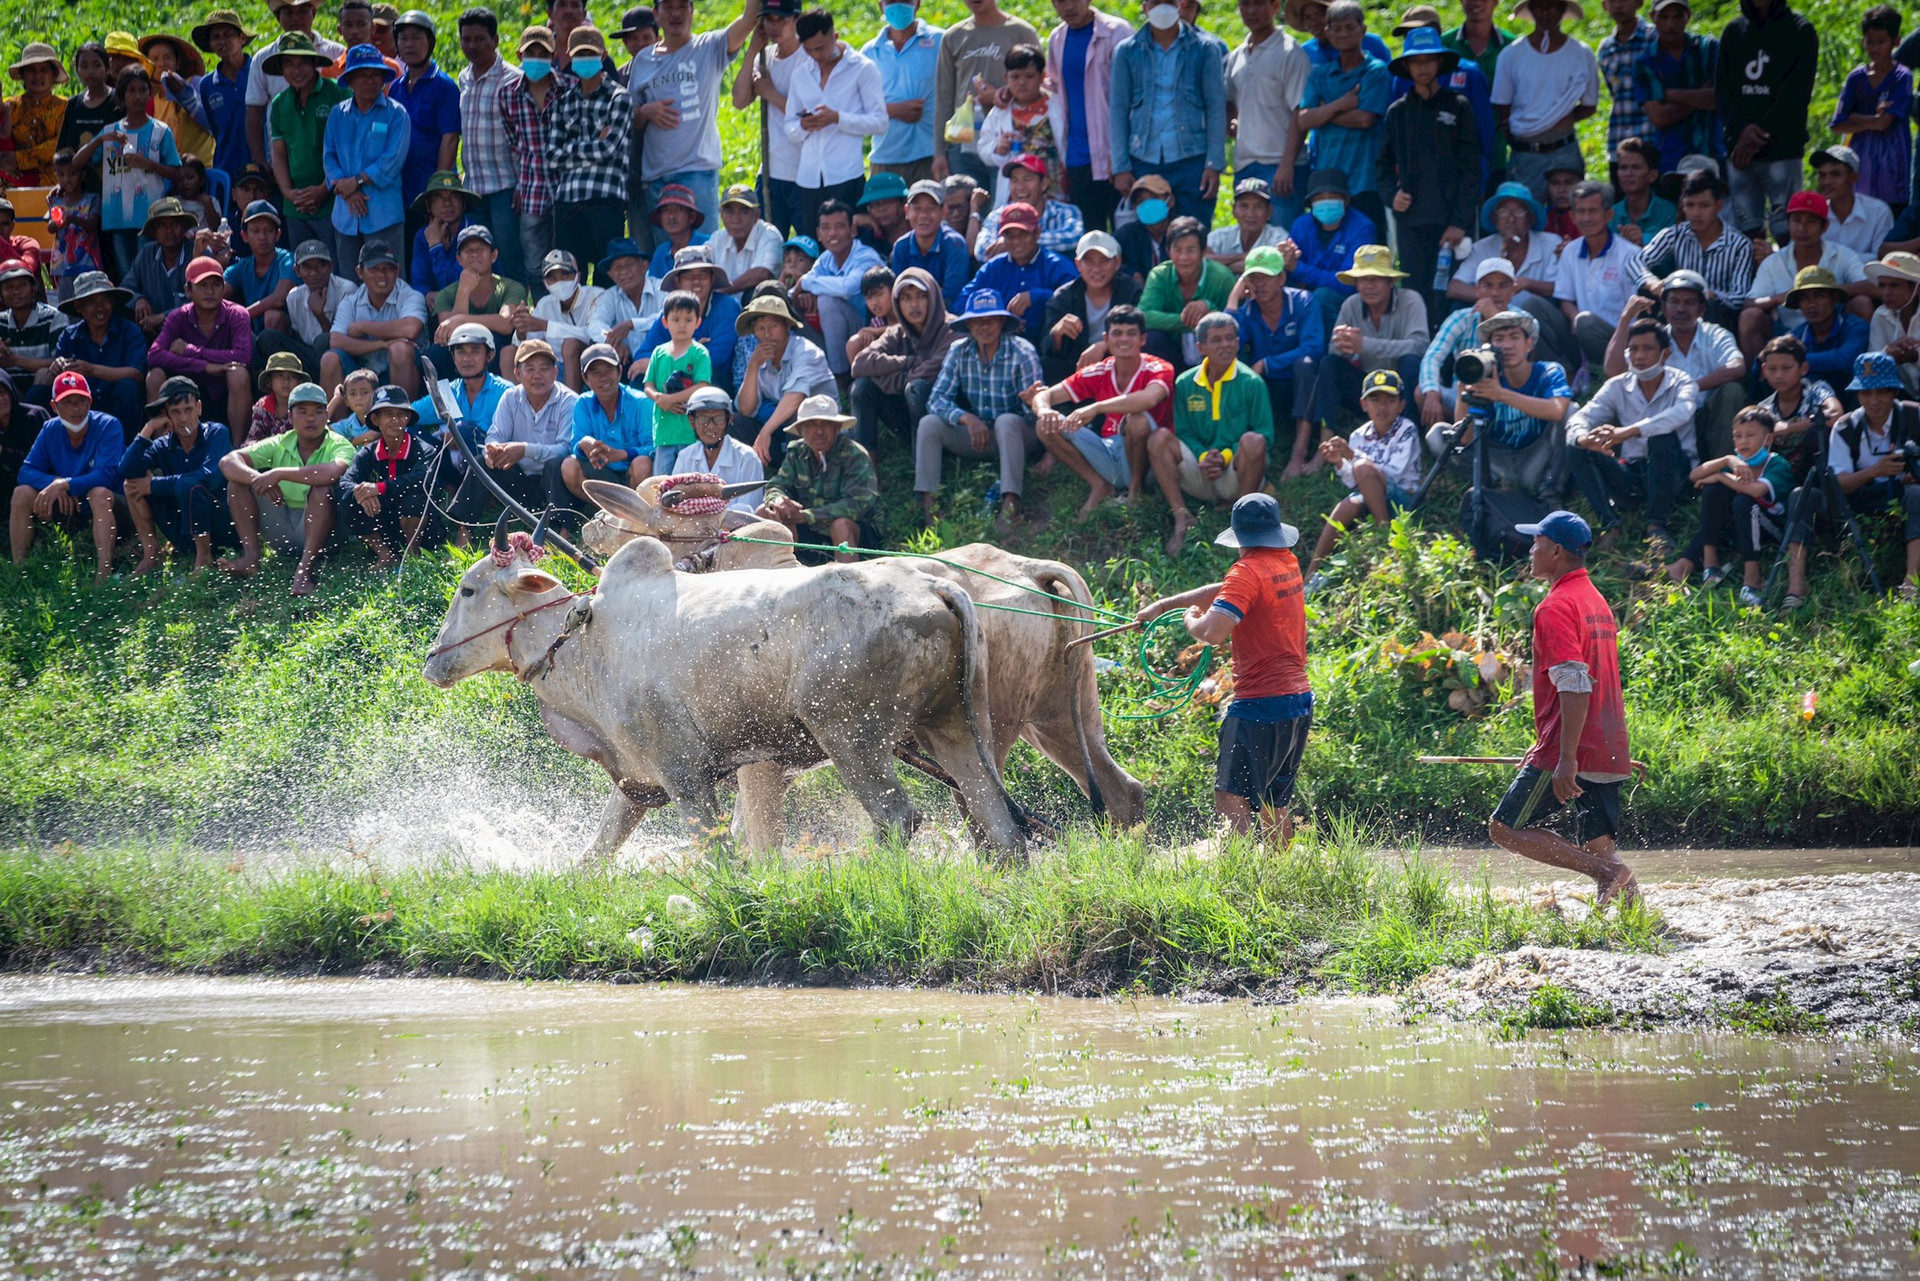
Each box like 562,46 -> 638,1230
999,201 -> 1040,231
51,371 -> 92,403
1002,154 -> 1047,178
184,255 -> 225,285
1785,190 -> 1829,221
0,258 -> 33,283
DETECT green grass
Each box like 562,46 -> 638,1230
0,824 -> 1661,989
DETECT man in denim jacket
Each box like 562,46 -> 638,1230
1107,0 -> 1226,229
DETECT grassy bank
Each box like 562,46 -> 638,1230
0,829 -> 1660,991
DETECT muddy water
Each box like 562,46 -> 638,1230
2,979 -> 1916,1278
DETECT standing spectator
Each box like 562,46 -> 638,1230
323,45 -> 412,272
1378,27 -> 1480,317
634,247 -> 741,391
1866,251 -> 1920,394
931,0 -> 1039,186
975,44 -> 1065,205
145,256 -> 254,436
1030,304 -> 1170,513
959,202 -> 1077,349
785,10 -> 889,236
123,199 -> 200,340
48,273 -> 149,432
1045,0 -> 1131,233
1324,243 -> 1428,432
976,156 -> 1083,258
73,67 -> 183,282
1386,7 -> 1498,191
1229,245 -> 1323,474
322,243 -> 427,396
1296,0 -> 1390,230
1610,137 -> 1676,245
1739,190 -> 1869,361
1440,0 -> 1512,181
191,12 -> 257,187
3,44 -> 69,188
1831,7 -> 1912,217
732,0 -> 805,240
1287,169 -> 1377,335
1638,171 -> 1752,328
326,0 -> 400,78
548,28 -> 633,290
864,0 -> 944,186
1634,0 -> 1718,176
1595,0 -> 1656,161
1490,0 -> 1598,203
1148,311 -> 1273,555
1205,178 -> 1287,277
137,33 -> 217,167
55,44 -> 116,162
1109,0 -> 1226,229
122,375 -> 233,572
630,0 -> 763,236
613,7 -> 660,256
1812,146 -> 1895,259
1227,0 -> 1311,229
849,267 -> 955,454
1040,229 -> 1142,382
1555,180 -> 1645,379
9,372 -> 124,578
217,380 -> 353,595
892,179 -> 973,301
456,7 -> 524,286
265,32 -> 349,266
915,289 -> 1043,524
1716,0 -> 1818,241
46,154 -> 103,305
244,0 -> 346,169
711,185 -> 787,297
500,28 -> 560,286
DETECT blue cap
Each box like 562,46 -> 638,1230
1847,351 -> 1904,392
339,43 -> 390,79
1515,510 -> 1593,553
241,198 -> 281,226
783,234 -> 820,257
1388,25 -> 1460,78
1215,493 -> 1300,550
1480,180 -> 1547,234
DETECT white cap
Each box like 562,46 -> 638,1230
1475,257 -> 1517,283
1075,230 -> 1122,260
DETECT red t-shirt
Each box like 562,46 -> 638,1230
1524,568 -> 1631,775
1062,354 -> 1175,436
1211,547 -> 1309,699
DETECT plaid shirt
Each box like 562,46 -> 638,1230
500,76 -> 558,219
1597,19 -> 1657,156
458,58 -> 520,197
547,76 -> 633,206
929,333 -> 1043,425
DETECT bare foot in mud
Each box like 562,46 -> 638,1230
1597,866 -> 1640,907
1165,510 -> 1193,558
1077,479 -> 1114,519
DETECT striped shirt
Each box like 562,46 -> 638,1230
499,76 -> 558,219
457,58 -> 520,197
1639,219 -> 1756,306
1596,19 -> 1657,156
547,77 -> 632,206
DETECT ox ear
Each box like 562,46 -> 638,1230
583,479 -> 656,524
508,568 -> 564,596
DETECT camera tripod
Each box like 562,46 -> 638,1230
1763,406 -> 1883,602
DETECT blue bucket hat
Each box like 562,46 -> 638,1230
1481,180 -> 1547,233
1215,493 -> 1299,550
951,288 -> 1017,332
338,43 -> 389,80
1848,351 -> 1904,392
1387,25 -> 1460,78
1515,510 -> 1593,553
597,236 -> 646,278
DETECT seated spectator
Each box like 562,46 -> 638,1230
47,272 -> 148,430
227,163 -> 278,237
225,200 -> 297,335
1205,179 -> 1287,277
123,198 -> 200,339
1303,367 -> 1422,591
425,225 -> 527,380
1296,0 -> 1391,228
799,200 -> 888,379
639,291 -> 713,470
342,383 -> 439,566
634,247 -> 742,393
409,172 -> 479,298
145,255 -> 253,436
1377,25 -> 1481,317
9,372 -> 125,578
1554,179 -> 1645,380
646,185 -> 712,282
446,338 -> 577,527
1633,1 -> 1715,184
0,195 -> 52,293
1542,156 -> 1584,239
974,43 -> 1064,208
1227,244 -> 1323,476
1030,304 -> 1172,513
1739,191 -> 1871,363
733,292 -> 834,470
513,250 -> 604,389
0,370 -> 50,500
1448,181 -> 1577,371
1440,307 -> 1570,509
849,267 -> 955,454
757,393 -> 879,563
892,180 -> 972,303
712,185 -> 786,297
1785,266 -> 1871,394
1148,311 -> 1273,555
1326,243 -> 1429,435
419,324 -> 510,470
217,380 -> 353,595
667,385 -> 764,516
321,242 -> 427,397
854,174 -> 913,258
844,267 -> 898,367
1782,352 -> 1920,607
915,289 -> 1043,525
0,260 -> 62,389
780,235 -> 826,335
1288,169 -> 1377,334
975,156 -> 1082,260
1867,253 -> 1920,395
562,342 -> 654,500
1753,333 -> 1843,483
1564,316 -> 1699,549
1140,217 -> 1236,368
246,350 -> 307,444
1040,231 -> 1143,384
120,373 -> 233,572
278,240 -> 350,377
959,202 -> 1077,351
1812,145 -> 1894,260
1487,0 -> 1596,202
1605,274 -> 1746,460
1115,175 -> 1174,283
1664,405 -> 1794,606
333,367 -> 383,445
590,239 -> 660,378
942,175 -> 985,255
1639,172 -> 1754,330
1609,137 -> 1674,246
1418,256 -> 1517,427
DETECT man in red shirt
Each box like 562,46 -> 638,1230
1030,305 -> 1173,514
1490,509 -> 1639,904
1136,493 -> 1310,841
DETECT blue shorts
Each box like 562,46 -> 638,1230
1066,428 -> 1130,489
1347,481 -> 1416,511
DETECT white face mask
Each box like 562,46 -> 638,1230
1626,352 -> 1663,377
547,278 -> 579,302
1145,3 -> 1181,28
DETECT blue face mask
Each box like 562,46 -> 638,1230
522,56 -> 552,80
883,3 -> 917,30
570,56 -> 602,79
1311,199 -> 1345,227
1736,446 -> 1770,467
1136,198 -> 1169,225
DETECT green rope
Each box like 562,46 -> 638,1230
719,533 -> 1210,722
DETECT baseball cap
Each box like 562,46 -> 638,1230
999,201 -> 1040,231
454,223 -> 495,250
907,179 -> 945,205
51,371 -> 93,402
143,374 -> 204,418
241,198 -> 282,225
184,255 -> 225,285
542,248 -> 579,277
1474,257 -> 1517,283
581,342 -> 623,370
720,182 -> 760,210
1514,510 -> 1593,553
1785,190 -> 1830,221
294,239 -> 333,265
1075,230 -> 1121,260
516,337 -> 557,364
1810,145 -> 1859,173
1360,369 -> 1405,398
1001,154 -> 1047,179
287,382 -> 328,408
358,241 -> 399,268
1240,245 -> 1287,278
1232,177 -> 1273,202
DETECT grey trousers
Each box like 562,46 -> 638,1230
816,294 -> 866,376
915,411 -> 1038,496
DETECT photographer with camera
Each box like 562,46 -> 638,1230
1417,257 -> 1516,435
1564,317 -> 1698,553
1434,308 -> 1571,509
1781,352 -> 1920,608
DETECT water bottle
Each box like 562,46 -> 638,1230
1432,238 -> 1455,293
980,480 -> 1001,515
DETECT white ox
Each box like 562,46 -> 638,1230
581,477 -> 1146,852
422,529 -> 1028,856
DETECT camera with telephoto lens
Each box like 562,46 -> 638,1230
1898,438 -> 1920,482
1443,347 -> 1500,445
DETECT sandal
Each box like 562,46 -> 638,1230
1780,593 -> 1806,614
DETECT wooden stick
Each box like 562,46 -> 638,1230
1419,755 -> 1650,779
1065,619 -> 1142,652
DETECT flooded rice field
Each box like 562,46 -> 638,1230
2,977 -> 1917,1278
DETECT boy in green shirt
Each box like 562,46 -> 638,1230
641,291 -> 713,454
1146,311 -> 1273,555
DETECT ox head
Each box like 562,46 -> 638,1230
581,475 -> 730,559
422,517 -> 569,688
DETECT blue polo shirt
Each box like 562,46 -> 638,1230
323,95 -> 412,236
195,63 -> 251,184
958,249 -> 1078,344
1233,290 -> 1326,374
1300,55 -> 1390,194
570,383 -> 655,473
224,248 -> 298,309
53,315 -> 149,373
891,224 -> 972,300
386,62 -> 462,207
861,21 -> 943,165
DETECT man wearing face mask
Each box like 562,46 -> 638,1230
1564,316 -> 1698,550
1109,0 -> 1227,229
1116,175 -> 1175,284
863,0 -> 945,186
1284,169 -> 1376,338
1605,272 -> 1746,463
502,27 -> 563,290
548,28 -> 634,291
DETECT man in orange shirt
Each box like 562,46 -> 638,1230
1136,492 -> 1311,841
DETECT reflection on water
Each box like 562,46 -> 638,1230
1,978 -> 1915,1277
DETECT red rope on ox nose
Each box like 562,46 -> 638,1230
427,532 -> 575,661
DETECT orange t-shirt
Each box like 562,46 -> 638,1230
1210,546 -> 1309,700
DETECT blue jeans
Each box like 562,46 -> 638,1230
645,170 -> 720,236
1135,153 -> 1212,230
476,188 -> 524,286
1728,157 -> 1803,240
1234,160 -> 1304,228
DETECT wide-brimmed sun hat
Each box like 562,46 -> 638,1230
784,392 -> 855,436
57,271 -> 134,318
1215,493 -> 1299,550
1338,244 -> 1407,285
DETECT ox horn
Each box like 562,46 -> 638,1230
491,510 -> 511,553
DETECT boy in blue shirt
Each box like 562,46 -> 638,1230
225,199 -> 298,333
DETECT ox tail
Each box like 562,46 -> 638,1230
926,577 -> 1036,847
1029,561 -> 1109,818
